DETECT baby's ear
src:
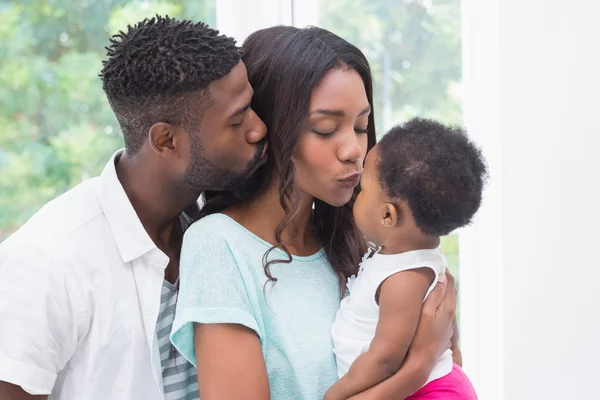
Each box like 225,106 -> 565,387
380,202 -> 400,228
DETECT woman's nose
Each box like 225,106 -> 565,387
338,130 -> 364,164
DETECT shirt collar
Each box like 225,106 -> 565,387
97,150 -> 158,263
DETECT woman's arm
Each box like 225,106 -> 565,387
194,323 -> 270,400
172,220 -> 270,399
324,269 -> 435,400
347,271 -> 457,400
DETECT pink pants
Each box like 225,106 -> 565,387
406,363 -> 477,400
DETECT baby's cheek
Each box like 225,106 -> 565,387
354,205 -> 373,237
352,197 -> 365,223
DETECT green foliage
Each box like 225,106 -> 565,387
318,0 -> 462,132
0,0 -> 460,241
0,0 -> 216,239
441,233 -> 459,279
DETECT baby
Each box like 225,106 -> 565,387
325,118 -> 487,400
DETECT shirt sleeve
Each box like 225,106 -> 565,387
170,219 -> 261,367
0,243 -> 83,395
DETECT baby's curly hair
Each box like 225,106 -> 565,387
377,118 -> 488,236
100,15 -> 240,154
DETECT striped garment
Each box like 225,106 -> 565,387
157,280 -> 199,399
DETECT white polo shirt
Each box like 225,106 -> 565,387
0,151 -> 186,399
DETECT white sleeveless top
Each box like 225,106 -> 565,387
331,248 -> 453,386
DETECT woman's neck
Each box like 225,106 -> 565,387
224,173 -> 321,256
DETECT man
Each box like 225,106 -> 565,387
0,16 -> 267,399
0,16 -> 456,400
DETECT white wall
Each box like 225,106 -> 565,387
461,0 -> 600,398
460,0 -> 504,397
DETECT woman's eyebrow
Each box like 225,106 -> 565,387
309,105 -> 371,117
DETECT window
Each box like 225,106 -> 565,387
0,0 -> 216,240
0,0 -> 463,268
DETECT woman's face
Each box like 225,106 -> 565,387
292,68 -> 371,207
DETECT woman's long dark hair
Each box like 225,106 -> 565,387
200,26 -> 377,295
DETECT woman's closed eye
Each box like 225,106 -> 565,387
313,128 -> 336,136
312,126 -> 369,136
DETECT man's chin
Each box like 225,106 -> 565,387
246,151 -> 268,176
184,153 -> 268,198
229,174 -> 259,199
242,141 -> 268,177
229,164 -> 269,199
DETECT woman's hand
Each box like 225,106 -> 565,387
408,269 -> 457,364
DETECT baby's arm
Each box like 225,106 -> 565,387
324,268 -> 436,400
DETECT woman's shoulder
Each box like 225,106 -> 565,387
183,213 -> 242,245
185,212 -> 241,233
179,213 -> 265,281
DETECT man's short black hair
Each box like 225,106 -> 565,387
100,15 -> 240,154
377,118 -> 488,236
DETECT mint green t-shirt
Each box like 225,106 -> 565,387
171,213 -> 340,399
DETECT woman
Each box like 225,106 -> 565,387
171,25 -> 456,399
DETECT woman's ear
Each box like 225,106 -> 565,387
380,202 -> 400,228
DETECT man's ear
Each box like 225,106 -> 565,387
148,122 -> 183,157
380,202 -> 400,228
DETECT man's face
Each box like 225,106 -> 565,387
183,61 -> 268,193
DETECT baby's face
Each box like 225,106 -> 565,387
353,146 -> 387,246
